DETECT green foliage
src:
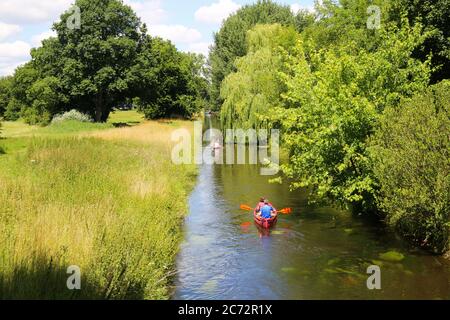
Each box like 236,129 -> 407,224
0,76 -> 13,117
391,0 -> 450,83
33,0 -> 144,122
220,24 -> 299,129
209,0 -> 297,109
4,63 -> 39,121
133,38 -> 208,119
272,21 -> 430,211
369,81 -> 450,253
25,76 -> 68,125
303,0 -> 393,52
2,0 -> 205,124
379,251 -> 405,262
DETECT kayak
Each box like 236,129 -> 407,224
253,208 -> 278,229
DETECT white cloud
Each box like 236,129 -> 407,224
124,0 -> 167,25
0,23 -> 22,41
0,0 -> 72,24
149,25 -> 202,44
31,30 -> 57,47
186,42 -> 212,57
0,41 -> 31,76
0,41 -> 31,59
290,3 -> 315,14
126,1 -> 203,48
195,0 -> 241,24
0,60 -> 28,77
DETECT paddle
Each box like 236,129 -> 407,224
278,208 -> 292,215
240,204 -> 253,211
240,204 -> 292,215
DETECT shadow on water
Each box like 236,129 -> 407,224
173,117 -> 450,300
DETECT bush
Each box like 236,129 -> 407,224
370,81 -> 450,253
51,110 -> 93,124
4,98 -> 21,121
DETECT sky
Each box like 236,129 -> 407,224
0,0 -> 315,76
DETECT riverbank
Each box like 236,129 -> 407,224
0,112 -> 197,299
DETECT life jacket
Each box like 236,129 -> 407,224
255,202 -> 265,212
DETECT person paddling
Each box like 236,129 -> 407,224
255,197 -> 265,213
258,199 -> 276,219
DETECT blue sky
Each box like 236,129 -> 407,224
0,0 -> 315,76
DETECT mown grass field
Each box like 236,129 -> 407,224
0,111 -> 197,299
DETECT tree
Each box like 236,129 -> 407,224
369,81 -> 450,253
209,0 -> 296,110
5,0 -> 206,124
22,76 -> 68,125
131,37 -> 207,119
271,21 -> 431,212
301,0 -> 394,55
0,76 -> 13,117
220,24 -> 299,130
5,63 -> 38,121
33,0 -> 146,122
391,0 -> 450,83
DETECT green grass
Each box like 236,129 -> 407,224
0,119 -> 39,138
1,110 -> 144,139
0,114 -> 197,299
108,110 -> 145,126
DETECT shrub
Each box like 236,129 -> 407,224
51,110 -> 93,124
370,81 -> 450,253
4,98 -> 21,121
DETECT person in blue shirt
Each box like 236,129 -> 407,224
259,199 -> 276,219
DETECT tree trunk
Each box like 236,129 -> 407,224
94,92 -> 104,122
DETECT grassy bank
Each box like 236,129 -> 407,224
0,112 -> 197,299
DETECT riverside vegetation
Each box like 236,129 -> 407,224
0,111 -> 197,299
214,0 -> 449,254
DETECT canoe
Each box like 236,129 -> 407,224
254,208 -> 278,229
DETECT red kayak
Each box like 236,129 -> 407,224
253,208 -> 278,229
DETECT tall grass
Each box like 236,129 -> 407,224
0,121 -> 196,299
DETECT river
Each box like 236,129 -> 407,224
173,117 -> 449,300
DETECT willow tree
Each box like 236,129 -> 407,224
209,0 -> 297,110
220,24 -> 299,130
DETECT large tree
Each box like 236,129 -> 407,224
34,0 -> 146,122
209,0 -> 296,110
9,0 -> 206,124
220,24 -> 299,130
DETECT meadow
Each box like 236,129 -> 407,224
0,111 -> 197,299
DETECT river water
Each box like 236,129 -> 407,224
173,117 -> 449,300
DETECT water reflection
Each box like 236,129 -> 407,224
173,118 -> 450,300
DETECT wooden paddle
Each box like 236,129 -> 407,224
240,204 -> 292,215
